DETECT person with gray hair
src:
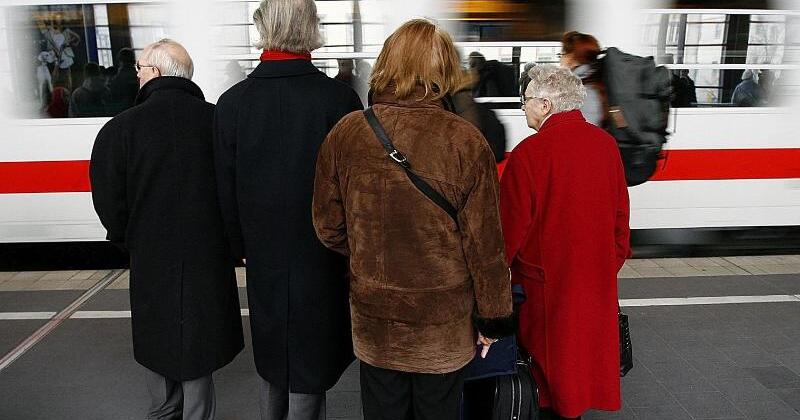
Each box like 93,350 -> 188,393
732,69 -> 762,107
90,38 -> 244,420
501,63 -> 631,419
214,1 -> 362,419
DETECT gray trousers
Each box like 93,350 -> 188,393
259,378 -> 326,420
145,368 -> 215,420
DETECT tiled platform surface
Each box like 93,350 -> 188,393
1,261 -> 800,419
2,255 -> 800,292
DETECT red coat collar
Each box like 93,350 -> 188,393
538,110 -> 585,132
260,50 -> 311,61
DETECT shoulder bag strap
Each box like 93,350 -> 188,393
363,108 -> 459,227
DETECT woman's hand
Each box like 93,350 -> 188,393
477,333 -> 498,358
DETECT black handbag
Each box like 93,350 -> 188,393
619,308 -> 633,377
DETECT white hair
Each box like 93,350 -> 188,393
252,0 -> 324,52
525,64 -> 586,114
142,39 -> 194,79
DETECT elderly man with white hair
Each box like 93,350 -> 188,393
90,39 -> 244,420
214,1 -> 362,419
500,64 -> 631,420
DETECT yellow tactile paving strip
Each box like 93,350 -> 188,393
0,256 -> 799,292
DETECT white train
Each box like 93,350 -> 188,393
0,1 -> 798,250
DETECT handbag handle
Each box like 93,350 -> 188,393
363,108 -> 459,227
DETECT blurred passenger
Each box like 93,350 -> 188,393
312,19 -> 514,420
732,69 -> 762,107
469,51 -> 517,97
334,58 -> 356,85
448,71 -> 507,162
759,69 -> 776,105
671,69 -> 697,108
519,61 -> 537,96
502,64 -> 630,420
335,58 -> 368,106
109,47 -> 139,113
222,60 -> 246,88
560,31 -> 605,126
68,62 -> 110,117
89,38 -> 244,420
45,86 -> 70,118
213,1 -> 362,418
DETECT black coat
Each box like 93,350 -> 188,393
214,60 -> 362,393
90,76 -> 244,381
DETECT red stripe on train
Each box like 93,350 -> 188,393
0,160 -> 91,194
651,149 -> 800,181
1,149 -> 799,194
498,148 -> 800,181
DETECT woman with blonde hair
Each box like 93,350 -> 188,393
312,19 -> 514,419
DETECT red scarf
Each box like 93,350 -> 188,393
260,50 -> 311,61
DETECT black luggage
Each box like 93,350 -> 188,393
602,47 -> 672,186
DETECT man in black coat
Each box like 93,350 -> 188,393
90,39 -> 243,420
214,1 -> 361,418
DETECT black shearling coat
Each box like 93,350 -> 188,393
214,59 -> 362,393
90,76 -> 244,381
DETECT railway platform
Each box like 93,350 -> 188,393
1,256 -> 800,420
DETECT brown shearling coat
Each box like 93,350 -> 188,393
312,88 -> 514,374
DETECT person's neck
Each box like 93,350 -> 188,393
538,113 -> 553,130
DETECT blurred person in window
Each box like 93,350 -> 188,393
759,69 -> 776,105
45,86 -> 70,118
35,40 -> 55,108
109,47 -> 140,113
38,16 -> 81,90
90,39 -> 244,420
671,69 -> 697,108
732,69 -> 762,107
213,1 -> 362,418
469,51 -> 517,97
559,31 -> 605,126
312,19 -> 514,420
502,64 -> 630,420
69,62 -> 111,117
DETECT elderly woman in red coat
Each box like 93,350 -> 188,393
500,64 -> 631,419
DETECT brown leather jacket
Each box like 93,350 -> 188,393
312,87 -> 514,373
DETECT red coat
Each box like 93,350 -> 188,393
500,110 -> 630,417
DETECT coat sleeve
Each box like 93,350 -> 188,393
615,159 -> 632,271
89,123 -> 128,247
312,125 -> 350,256
460,145 -> 515,339
213,100 -> 246,260
499,149 -> 533,266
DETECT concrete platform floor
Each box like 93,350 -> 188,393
1,259 -> 799,419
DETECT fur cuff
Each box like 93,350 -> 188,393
474,313 -> 517,339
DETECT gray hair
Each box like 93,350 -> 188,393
525,64 -> 586,113
252,0 -> 324,52
142,39 -> 194,79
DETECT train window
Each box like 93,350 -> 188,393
671,68 -> 796,107
643,10 -> 798,107
3,3 -> 170,119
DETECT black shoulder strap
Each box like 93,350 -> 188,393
363,108 -> 459,227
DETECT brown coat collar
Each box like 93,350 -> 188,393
371,85 -> 446,109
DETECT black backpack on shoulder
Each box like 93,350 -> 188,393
601,47 -> 672,186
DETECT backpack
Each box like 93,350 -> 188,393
601,47 -> 671,186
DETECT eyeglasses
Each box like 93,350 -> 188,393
520,96 -> 549,110
135,62 -> 158,73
